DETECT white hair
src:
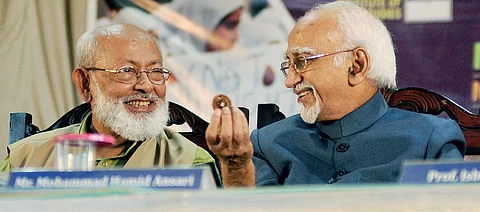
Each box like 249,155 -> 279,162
75,24 -> 159,67
298,1 -> 397,89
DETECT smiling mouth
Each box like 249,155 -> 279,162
296,87 -> 313,100
126,100 -> 152,107
298,89 -> 313,98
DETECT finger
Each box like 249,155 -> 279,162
206,109 -> 222,147
232,107 -> 249,144
218,106 -> 233,149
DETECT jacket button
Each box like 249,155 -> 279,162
336,143 -> 350,152
338,170 -> 346,176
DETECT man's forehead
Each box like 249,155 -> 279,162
132,33 -> 155,42
285,10 -> 340,58
95,37 -> 162,64
286,26 -> 321,57
97,35 -> 160,56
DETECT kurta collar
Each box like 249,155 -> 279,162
78,111 -> 92,133
316,90 -> 388,139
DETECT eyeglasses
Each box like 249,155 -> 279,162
280,48 -> 355,78
86,66 -> 171,85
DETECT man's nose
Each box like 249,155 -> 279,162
133,73 -> 154,93
285,70 -> 302,88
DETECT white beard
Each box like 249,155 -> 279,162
91,78 -> 169,141
296,81 -> 321,124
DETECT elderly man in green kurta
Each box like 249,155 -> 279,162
1,24 -> 215,174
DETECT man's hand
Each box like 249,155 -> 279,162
205,107 -> 255,187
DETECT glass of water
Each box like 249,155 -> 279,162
53,133 -> 115,171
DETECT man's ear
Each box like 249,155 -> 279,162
72,68 -> 92,103
348,47 -> 369,86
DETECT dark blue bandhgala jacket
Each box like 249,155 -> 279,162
251,90 -> 466,185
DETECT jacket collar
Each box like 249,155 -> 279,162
316,90 -> 388,139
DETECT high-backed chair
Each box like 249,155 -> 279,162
9,102 -> 249,161
257,87 -> 480,160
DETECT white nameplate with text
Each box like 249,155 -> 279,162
400,160 -> 480,184
8,166 -> 219,190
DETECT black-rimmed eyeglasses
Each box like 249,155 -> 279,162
86,66 -> 171,85
280,48 -> 355,78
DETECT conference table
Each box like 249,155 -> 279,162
1,183 -> 478,211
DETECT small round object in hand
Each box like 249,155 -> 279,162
212,94 -> 232,109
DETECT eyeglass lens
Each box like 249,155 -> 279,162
280,57 -> 308,77
115,67 -> 169,84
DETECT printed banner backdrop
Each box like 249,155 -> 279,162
96,0 -> 480,131
165,44 -> 300,130
97,0 -> 299,130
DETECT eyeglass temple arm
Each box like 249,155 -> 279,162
306,49 -> 355,61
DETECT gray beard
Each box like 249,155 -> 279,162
297,81 -> 321,124
91,78 -> 169,141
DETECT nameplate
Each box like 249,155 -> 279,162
8,167 -> 217,190
400,160 -> 480,184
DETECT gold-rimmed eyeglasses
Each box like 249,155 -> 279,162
86,66 -> 172,85
280,48 -> 355,78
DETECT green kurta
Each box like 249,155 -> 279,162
1,113 -> 215,174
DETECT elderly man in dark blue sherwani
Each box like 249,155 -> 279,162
205,1 -> 465,187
